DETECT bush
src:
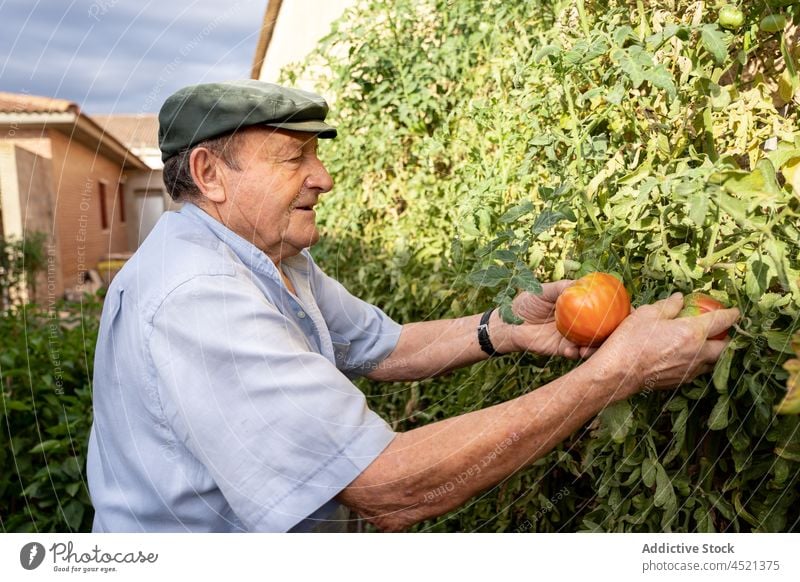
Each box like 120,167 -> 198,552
1,232 -> 47,309
287,0 -> 800,531
0,299 -> 100,532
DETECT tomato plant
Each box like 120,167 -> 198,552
555,272 -> 630,346
293,0 -> 800,532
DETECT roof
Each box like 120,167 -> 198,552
93,114 -> 160,150
0,91 -> 80,114
0,92 -> 148,171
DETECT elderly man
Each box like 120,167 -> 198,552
87,80 -> 738,532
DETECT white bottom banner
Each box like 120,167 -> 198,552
1,533 -> 797,581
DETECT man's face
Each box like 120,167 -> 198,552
212,127 -> 334,262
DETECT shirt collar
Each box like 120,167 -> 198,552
179,202 -> 310,280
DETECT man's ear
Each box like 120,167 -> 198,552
189,147 -> 227,204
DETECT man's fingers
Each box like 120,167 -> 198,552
699,337 -> 731,365
638,292 -> 684,319
541,279 -> 574,302
697,307 -> 741,339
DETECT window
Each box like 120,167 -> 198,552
98,181 -> 109,230
117,183 -> 126,223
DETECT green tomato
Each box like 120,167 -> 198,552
760,14 -> 787,33
718,5 -> 745,30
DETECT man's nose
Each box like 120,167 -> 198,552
305,157 -> 334,193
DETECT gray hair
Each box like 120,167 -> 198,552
162,132 -> 242,202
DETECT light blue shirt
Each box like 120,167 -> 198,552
87,203 -> 400,532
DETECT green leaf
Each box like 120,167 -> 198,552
766,143 -> 800,170
61,456 -> 82,480
600,400 -> 634,443
701,24 -> 730,64
694,507 -> 716,532
510,268 -> 542,294
62,499 -> 85,531
654,463 -> 677,510
529,135 -> 554,146
672,407 -> 688,439
467,265 -> 510,288
29,440 -> 63,454
723,160 -> 782,196
534,45 -> 561,62
532,209 -> 569,235
708,492 -> 735,521
775,443 -> 800,462
708,395 -> 730,430
460,217 -> 481,237
613,25 -> 635,47
713,347 -> 733,393
642,457 -> 657,488
745,258 -> 774,301
564,37 -> 609,65
606,83 -> 626,105
492,249 -> 518,263
708,83 -> 731,109
500,200 -> 534,223
614,46 -> 647,88
647,65 -> 677,99
764,331 -> 794,354
646,24 -> 690,47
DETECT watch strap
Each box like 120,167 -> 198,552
477,308 -> 501,357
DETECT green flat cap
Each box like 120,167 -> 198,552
158,80 -> 337,161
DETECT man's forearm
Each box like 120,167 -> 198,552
338,358 -> 636,531
367,310 -> 520,381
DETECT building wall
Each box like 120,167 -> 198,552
0,134 -> 52,237
0,128 -> 53,159
0,142 -> 22,238
258,0 -> 355,92
0,142 -> 62,301
47,130 -> 130,292
13,145 -> 63,300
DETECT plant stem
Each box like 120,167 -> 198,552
576,0 -> 591,37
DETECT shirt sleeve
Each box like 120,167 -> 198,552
308,258 -> 402,377
148,273 -> 397,532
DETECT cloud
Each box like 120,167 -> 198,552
0,0 -> 265,113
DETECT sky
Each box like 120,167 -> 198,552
0,0 -> 267,114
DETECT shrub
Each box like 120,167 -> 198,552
0,299 -> 100,532
287,0 -> 800,531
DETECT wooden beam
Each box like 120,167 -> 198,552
251,0 -> 284,80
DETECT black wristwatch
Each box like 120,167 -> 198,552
477,308 -> 502,357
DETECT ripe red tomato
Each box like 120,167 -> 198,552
678,292 -> 730,340
555,272 -> 631,347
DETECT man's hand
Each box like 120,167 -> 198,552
589,292 -> 741,402
504,280 -> 596,360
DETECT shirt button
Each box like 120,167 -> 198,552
296,310 -> 306,319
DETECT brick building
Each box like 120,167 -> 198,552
93,114 -> 179,251
0,92 -> 148,301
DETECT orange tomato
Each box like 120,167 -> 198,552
555,272 -> 631,347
